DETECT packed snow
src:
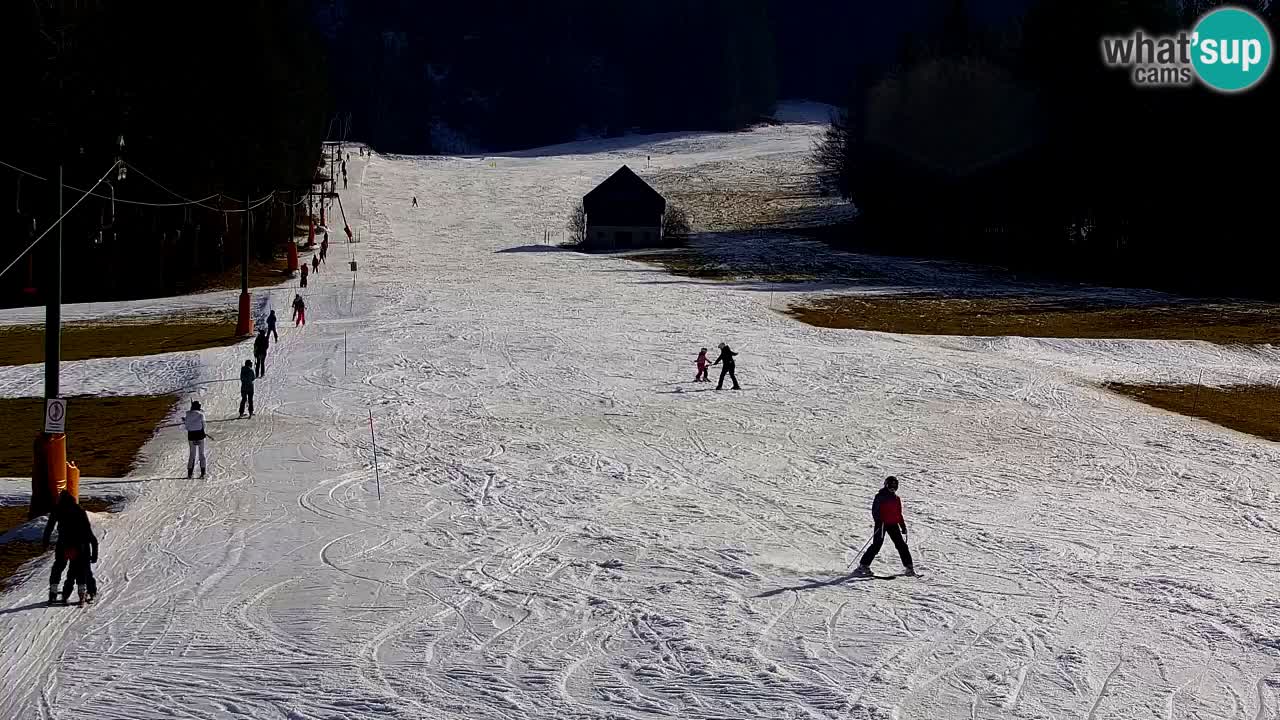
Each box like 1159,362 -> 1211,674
2,115 -> 1279,719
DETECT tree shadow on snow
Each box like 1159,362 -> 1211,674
754,571 -> 863,598
84,477 -> 188,486
0,601 -> 53,617
495,245 -> 572,254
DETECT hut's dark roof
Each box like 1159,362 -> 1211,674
583,166 -> 665,221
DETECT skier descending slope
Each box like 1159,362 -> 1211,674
853,476 -> 915,577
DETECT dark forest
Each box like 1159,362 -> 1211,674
0,0 -> 1275,305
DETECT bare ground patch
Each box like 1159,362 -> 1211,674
0,395 -> 180,478
1108,383 -> 1280,443
191,257 -> 295,295
786,296 -> 1280,344
628,234 -> 888,285
0,312 -> 241,366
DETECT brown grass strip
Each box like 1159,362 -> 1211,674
1108,383 -> 1280,442
0,312 -> 241,366
788,296 -> 1280,344
0,395 -> 179,477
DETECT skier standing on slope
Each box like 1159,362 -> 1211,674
299,263 -> 309,288
266,310 -> 279,342
312,253 -> 320,274
42,490 -> 99,605
292,294 -> 306,326
239,360 -> 256,418
184,401 -> 208,479
694,347 -> 710,382
712,342 -> 741,390
853,476 -> 915,577
253,329 -> 269,378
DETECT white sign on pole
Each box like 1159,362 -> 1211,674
45,398 -> 67,434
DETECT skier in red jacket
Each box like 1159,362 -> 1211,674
694,348 -> 710,382
853,476 -> 915,577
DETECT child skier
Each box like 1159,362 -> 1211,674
42,490 -> 99,605
239,360 -> 256,417
253,329 -> 269,378
695,348 -> 710,382
712,342 -> 740,390
266,310 -> 278,342
292,294 -> 306,326
853,476 -> 915,577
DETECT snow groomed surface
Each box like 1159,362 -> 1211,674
3,117 -> 1279,719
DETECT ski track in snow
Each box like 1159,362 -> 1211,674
3,117 -> 1280,719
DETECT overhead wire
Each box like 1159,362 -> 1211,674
0,146 -> 339,274
2,157 -> 304,212
0,161 -> 119,281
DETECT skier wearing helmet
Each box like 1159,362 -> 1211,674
853,476 -> 915,577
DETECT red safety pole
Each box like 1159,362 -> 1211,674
286,191 -> 299,273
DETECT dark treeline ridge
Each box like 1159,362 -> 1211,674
316,0 -> 779,153
814,0 -> 1280,298
314,0 -> 1034,153
0,1 -> 328,307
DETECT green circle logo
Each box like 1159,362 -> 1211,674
1191,7 -> 1273,92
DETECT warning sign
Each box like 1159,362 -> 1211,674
45,398 -> 66,434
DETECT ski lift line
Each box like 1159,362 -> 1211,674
123,162 -> 277,212
123,162 -> 270,207
2,157 -> 302,212
0,158 -> 50,182
0,161 -> 120,281
1,157 -> 241,209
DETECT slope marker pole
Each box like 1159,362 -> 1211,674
369,409 -> 381,500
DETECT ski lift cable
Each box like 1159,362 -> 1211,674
125,161 -> 275,209
0,161 -> 120,281
1,158 -> 222,208
2,158 -> 287,212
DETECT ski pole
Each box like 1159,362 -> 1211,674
849,530 -> 875,568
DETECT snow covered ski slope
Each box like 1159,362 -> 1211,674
3,118 -> 1280,719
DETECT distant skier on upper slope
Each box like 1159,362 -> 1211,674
853,476 -> 915,577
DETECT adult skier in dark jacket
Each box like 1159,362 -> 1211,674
712,343 -> 741,390
253,330 -> 269,378
239,360 -> 256,417
266,310 -> 278,342
853,476 -> 914,576
43,491 -> 99,604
